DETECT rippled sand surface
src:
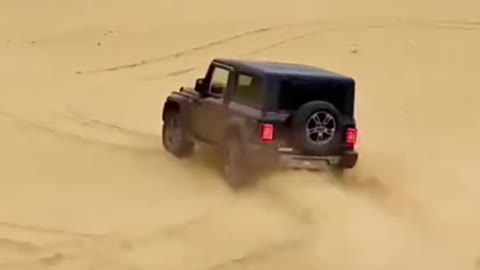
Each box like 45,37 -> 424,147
1,0 -> 479,269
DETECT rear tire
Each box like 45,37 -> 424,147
162,110 -> 194,158
330,152 -> 359,177
222,137 -> 255,190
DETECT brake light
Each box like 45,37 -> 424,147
346,128 -> 358,147
260,123 -> 275,143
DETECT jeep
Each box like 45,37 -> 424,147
161,58 -> 359,188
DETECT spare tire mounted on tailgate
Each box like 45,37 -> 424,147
291,101 -> 343,155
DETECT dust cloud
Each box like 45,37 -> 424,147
1,0 -> 480,269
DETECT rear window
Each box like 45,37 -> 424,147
277,78 -> 353,114
232,73 -> 263,108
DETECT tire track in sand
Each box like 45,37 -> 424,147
137,18 -> 480,82
0,222 -> 101,239
74,21 -> 323,75
0,109 -> 160,153
205,238 -> 310,270
136,25 -> 333,82
0,213 -> 210,269
0,182 -> 330,270
75,18 -> 480,76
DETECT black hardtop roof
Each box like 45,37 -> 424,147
213,58 -> 353,82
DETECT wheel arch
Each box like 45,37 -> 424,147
162,99 -> 180,121
224,124 -> 241,140
162,95 -> 192,121
223,117 -> 250,144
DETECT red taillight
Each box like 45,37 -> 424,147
260,123 -> 275,143
346,128 -> 358,147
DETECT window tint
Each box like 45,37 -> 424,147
209,67 -> 230,95
278,78 -> 350,113
233,74 -> 262,107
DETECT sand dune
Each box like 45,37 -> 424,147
1,0 -> 480,269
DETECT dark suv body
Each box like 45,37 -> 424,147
161,58 -> 359,187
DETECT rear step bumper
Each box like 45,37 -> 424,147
246,143 -> 358,170
279,150 -> 358,170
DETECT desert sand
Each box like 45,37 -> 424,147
0,0 -> 480,269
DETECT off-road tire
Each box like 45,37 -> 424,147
330,152 -> 359,176
222,136 -> 255,190
291,101 -> 343,155
162,110 -> 194,158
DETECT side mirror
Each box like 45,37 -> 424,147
195,78 -> 205,93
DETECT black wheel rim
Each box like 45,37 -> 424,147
305,111 -> 336,144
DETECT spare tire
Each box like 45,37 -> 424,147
291,101 -> 343,155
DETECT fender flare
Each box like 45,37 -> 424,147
223,116 -> 251,144
162,94 -> 193,133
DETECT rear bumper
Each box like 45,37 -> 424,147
245,143 -> 358,171
278,150 -> 358,170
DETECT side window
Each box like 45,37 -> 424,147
208,66 -> 230,96
233,73 -> 262,107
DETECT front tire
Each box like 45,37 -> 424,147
162,111 -> 194,158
